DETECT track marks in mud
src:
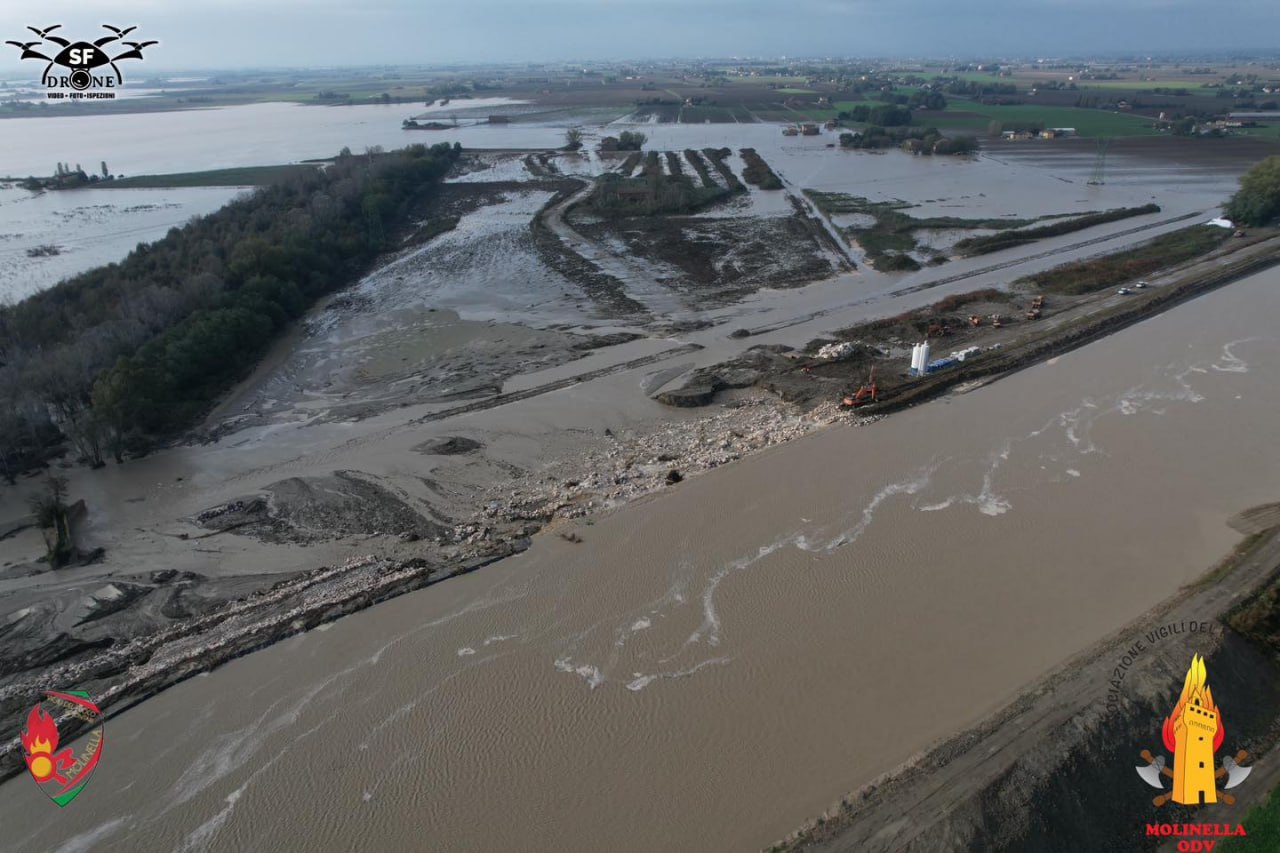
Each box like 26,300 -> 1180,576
737,210 -> 1204,338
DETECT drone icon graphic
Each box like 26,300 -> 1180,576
6,24 -> 157,91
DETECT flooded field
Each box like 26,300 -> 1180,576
2,98 -> 1276,852
0,184 -> 242,303
1,100 -> 1258,303
3,265 -> 1277,852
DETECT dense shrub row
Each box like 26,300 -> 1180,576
0,143 -> 461,477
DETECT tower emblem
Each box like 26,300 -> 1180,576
1135,655 -> 1253,806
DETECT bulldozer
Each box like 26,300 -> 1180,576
841,366 -> 878,408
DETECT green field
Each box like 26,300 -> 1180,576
727,75 -> 810,86
941,99 -> 1159,136
1221,784 -> 1280,850
925,70 -> 1219,94
769,95 -> 1158,137
1068,79 -> 1218,93
679,105 -> 754,123
1234,122 -> 1280,139
98,164 -> 319,188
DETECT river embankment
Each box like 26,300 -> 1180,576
4,233 -> 1278,788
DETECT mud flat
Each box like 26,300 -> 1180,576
656,231 -> 1280,413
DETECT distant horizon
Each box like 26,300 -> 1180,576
2,0 -> 1279,72
2,49 -> 1279,81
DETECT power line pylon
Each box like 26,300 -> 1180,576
1087,137 -> 1111,185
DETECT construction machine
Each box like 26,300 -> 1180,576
841,366 -> 878,408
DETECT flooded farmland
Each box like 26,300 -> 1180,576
0,184 -> 243,303
2,96 -> 1278,853
2,264 -> 1277,852
0,100 -> 1257,304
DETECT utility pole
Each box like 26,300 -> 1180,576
1088,137 -> 1111,185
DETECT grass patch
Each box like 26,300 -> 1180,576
1017,225 -> 1231,294
97,165 -> 318,188
1230,759 -> 1280,850
856,229 -> 917,255
751,109 -> 812,122
1219,533 -> 1280,853
619,151 -> 643,177
679,105 -> 736,123
874,253 -> 921,271
411,215 -> 460,244
805,190 -> 1073,270
683,149 -> 718,188
701,148 -> 745,191
1196,531 -> 1268,590
1225,542 -> 1280,655
590,172 -> 729,217
804,192 -> 912,216
640,150 -> 663,179
954,204 -> 1161,255
739,148 -> 783,189
929,288 -> 1014,313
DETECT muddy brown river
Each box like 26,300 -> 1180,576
4,269 -> 1280,852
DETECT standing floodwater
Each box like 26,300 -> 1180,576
2,265 -> 1278,851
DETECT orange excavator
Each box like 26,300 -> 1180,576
841,366 -> 878,408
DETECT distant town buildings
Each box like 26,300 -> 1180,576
1001,127 -> 1076,141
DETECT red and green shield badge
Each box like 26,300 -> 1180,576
20,690 -> 105,806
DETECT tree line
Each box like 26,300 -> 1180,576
0,142 -> 461,481
839,126 -> 977,155
1225,156 -> 1280,227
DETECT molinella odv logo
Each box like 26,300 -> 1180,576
1136,655 -> 1254,849
19,690 -> 105,807
6,24 -> 157,100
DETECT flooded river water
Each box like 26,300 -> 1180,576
2,99 -> 1252,306
3,265 -> 1277,851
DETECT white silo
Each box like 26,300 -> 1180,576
910,343 -> 921,374
919,340 -> 931,373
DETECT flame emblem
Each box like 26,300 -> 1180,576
21,704 -> 73,784
17,691 -> 105,807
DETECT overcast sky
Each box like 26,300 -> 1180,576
1,0 -> 1277,72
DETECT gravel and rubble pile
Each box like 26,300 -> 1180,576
1,393 -> 878,782
480,393 -> 882,524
